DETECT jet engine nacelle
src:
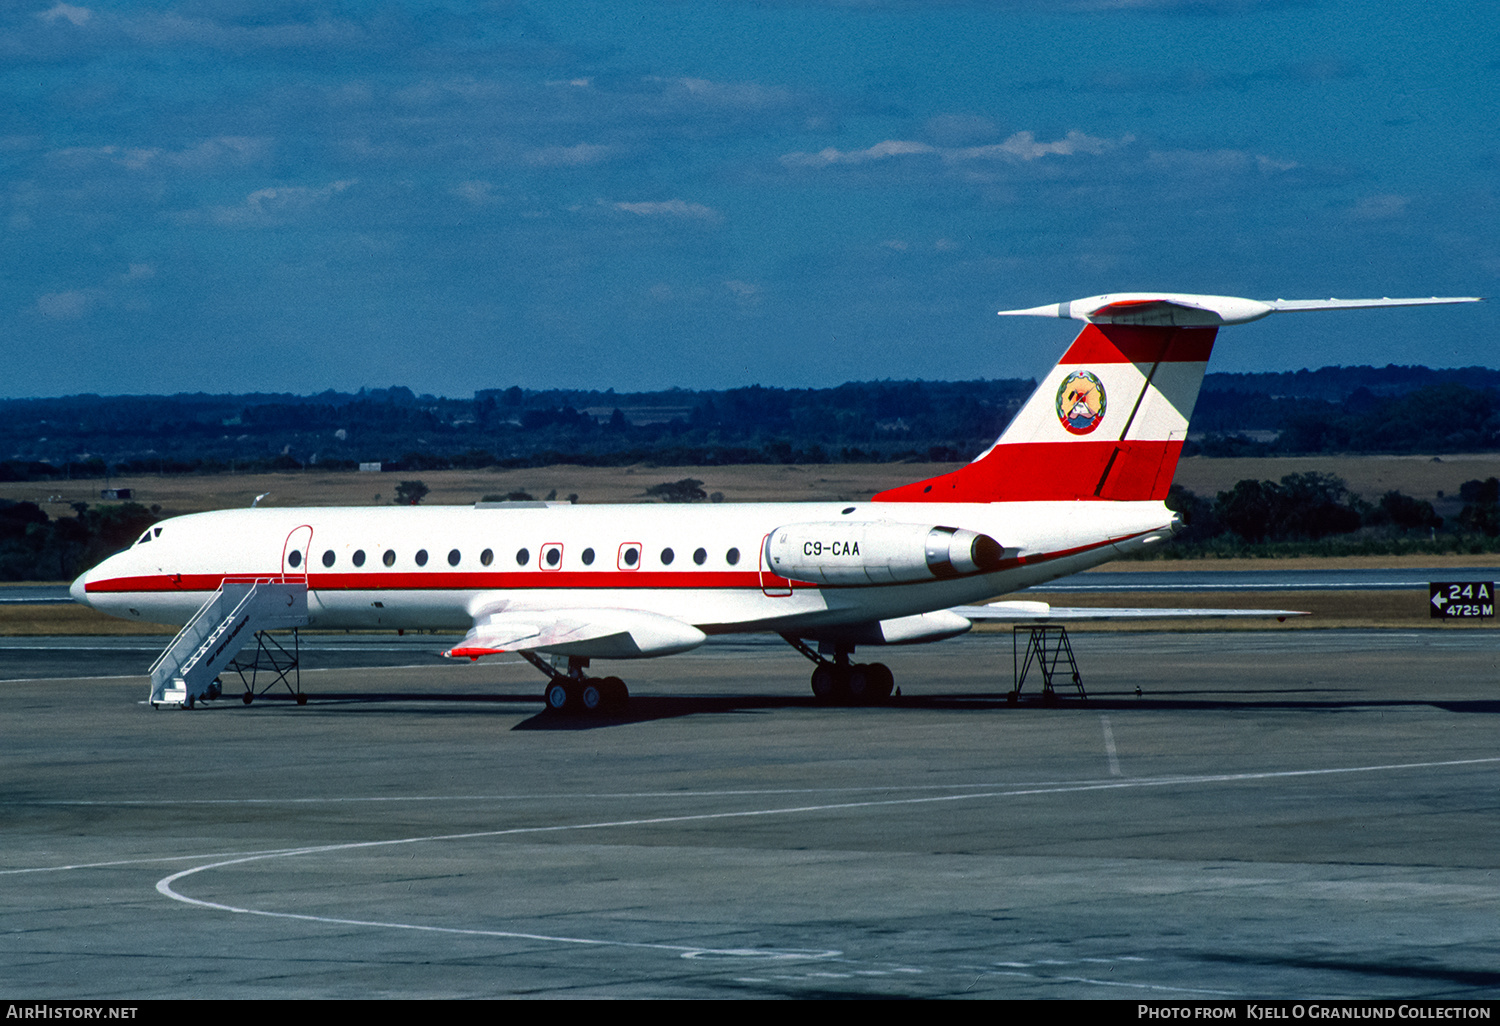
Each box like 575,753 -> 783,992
765,522 -> 1007,586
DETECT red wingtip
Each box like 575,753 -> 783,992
444,645 -> 505,660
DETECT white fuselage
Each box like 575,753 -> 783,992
74,499 -> 1175,639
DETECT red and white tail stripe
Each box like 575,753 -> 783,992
877,323 -> 1212,503
875,291 -> 1481,505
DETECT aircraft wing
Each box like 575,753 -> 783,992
952,600 -> 1307,621
444,608 -> 706,660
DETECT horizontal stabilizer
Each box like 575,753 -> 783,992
952,600 -> 1307,622
999,292 -> 1480,327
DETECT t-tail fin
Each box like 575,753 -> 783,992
876,321 -> 1212,503
874,291 -> 1482,504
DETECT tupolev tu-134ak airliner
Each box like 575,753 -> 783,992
70,292 -> 1480,713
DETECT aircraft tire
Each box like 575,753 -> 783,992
296,693 -> 308,706
580,681 -> 605,713
545,681 -> 573,713
601,676 -> 628,708
243,691 -> 253,705
866,663 -> 894,702
810,665 -> 838,702
846,664 -> 873,704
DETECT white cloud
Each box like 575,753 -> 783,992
782,140 -> 935,167
1349,194 -> 1410,220
525,143 -> 615,167
33,262 -> 157,319
451,180 -> 496,205
50,136 -> 271,173
782,131 -> 1127,168
1145,148 -> 1298,175
612,199 -> 721,222
36,4 -> 91,28
952,130 -> 1126,161
650,76 -> 795,110
36,289 -> 95,319
201,179 -> 357,226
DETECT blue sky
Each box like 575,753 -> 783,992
3,0 -> 1495,398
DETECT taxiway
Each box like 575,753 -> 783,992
2,631 -> 1497,998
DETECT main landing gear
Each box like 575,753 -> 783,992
521,652 -> 629,715
782,636 -> 895,705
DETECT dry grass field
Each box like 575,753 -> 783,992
7,453 -> 1500,518
1173,453 -> 1500,516
0,463 -> 921,516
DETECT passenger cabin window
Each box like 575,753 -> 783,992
480,548 -> 493,566
660,548 -> 674,565
287,550 -> 302,568
322,550 -> 335,568
383,550 -> 396,567
581,547 -> 595,565
415,549 -> 428,566
726,547 -> 740,565
544,546 -> 562,567
448,549 -> 461,567
516,548 -> 529,566
693,548 -> 707,565
353,549 -> 366,567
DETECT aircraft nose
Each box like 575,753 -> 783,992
69,569 -> 91,607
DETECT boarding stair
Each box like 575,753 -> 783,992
149,578 -> 308,709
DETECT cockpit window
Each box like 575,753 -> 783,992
138,530 -> 152,545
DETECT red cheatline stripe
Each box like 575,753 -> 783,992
1058,324 -> 1216,365
82,533 -> 1153,598
89,570 -> 775,593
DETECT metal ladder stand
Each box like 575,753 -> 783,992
148,578 -> 309,709
1011,625 -> 1087,705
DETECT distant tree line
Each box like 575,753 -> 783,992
1157,474 -> 1500,558
0,379 -> 1033,477
7,364 -> 1500,479
0,501 -> 158,582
